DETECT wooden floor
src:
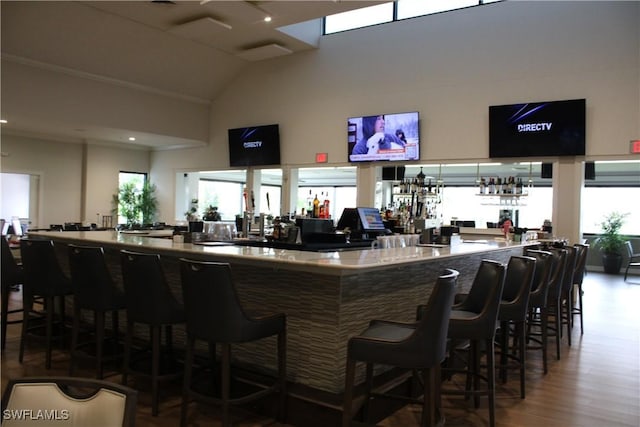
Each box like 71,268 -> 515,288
2,272 -> 639,426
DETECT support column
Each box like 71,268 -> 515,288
356,164 -> 381,208
552,159 -> 583,244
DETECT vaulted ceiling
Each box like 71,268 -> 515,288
0,1 -> 384,147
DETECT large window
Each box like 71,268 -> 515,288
582,188 -> 640,236
434,186 -> 552,230
1,173 -> 30,221
117,171 -> 146,225
297,186 -> 357,221
581,160 -> 640,236
325,0 -> 502,35
397,0 -> 478,19
198,180 -> 243,221
324,3 -> 393,34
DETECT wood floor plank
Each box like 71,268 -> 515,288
2,272 -> 639,426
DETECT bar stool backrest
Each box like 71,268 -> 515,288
120,250 -> 181,325
546,248 -> 567,300
500,256 -> 537,318
1,376 -> 137,427
68,245 -> 119,310
573,243 -> 589,286
179,259 -> 253,343
524,249 -> 553,307
452,259 -> 506,337
559,246 -> 577,294
1,237 -> 22,287
19,238 -> 69,296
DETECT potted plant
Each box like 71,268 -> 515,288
185,199 -> 199,222
139,182 -> 158,225
112,183 -> 140,227
202,205 -> 221,222
595,211 -> 628,274
112,182 -> 158,228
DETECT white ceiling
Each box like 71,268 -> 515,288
0,0 -> 384,147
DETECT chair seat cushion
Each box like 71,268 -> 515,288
237,312 -> 286,343
448,309 -> 487,339
361,320 -> 416,342
348,320 -> 420,366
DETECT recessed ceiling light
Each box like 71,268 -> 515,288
0,119 -> 7,124
128,137 -> 136,141
264,16 -> 272,22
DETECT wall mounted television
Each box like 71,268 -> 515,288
489,99 -> 586,158
228,124 -> 281,167
347,111 -> 420,162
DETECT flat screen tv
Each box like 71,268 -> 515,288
489,99 -> 586,158
357,207 -> 386,232
348,111 -> 420,162
228,124 -> 281,167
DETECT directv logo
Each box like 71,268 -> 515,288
517,123 -> 552,132
243,141 -> 263,148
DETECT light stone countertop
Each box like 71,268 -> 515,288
28,230 -> 532,276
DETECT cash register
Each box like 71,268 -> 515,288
336,207 -> 391,242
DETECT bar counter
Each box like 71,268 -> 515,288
30,230 -> 531,394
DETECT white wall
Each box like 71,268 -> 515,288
0,135 -> 150,228
1,135 -> 82,228
1,2 -> 638,240
150,1 -> 639,242
84,143 -> 150,225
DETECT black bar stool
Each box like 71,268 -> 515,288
2,237 -> 24,351
496,255 -> 536,399
68,245 -> 126,379
342,269 -> 459,427
440,259 -> 506,427
571,243 -> 589,334
19,238 -> 73,369
120,250 -> 185,416
179,259 -> 287,427
528,248 -> 567,363
558,245 -> 577,347
523,249 -> 553,374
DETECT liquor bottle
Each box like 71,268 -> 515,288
307,190 -> 313,217
323,193 -> 330,219
479,177 -> 486,194
318,192 -> 325,218
313,194 -> 320,218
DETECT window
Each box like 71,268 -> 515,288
298,187 -> 357,221
1,173 -> 30,221
582,188 -> 640,236
324,1 -> 502,35
430,186 -> 552,230
119,172 -> 146,191
397,0 -> 477,20
198,180 -> 243,221
260,185 -> 281,217
581,160 -> 640,236
117,172 -> 146,225
324,2 -> 393,34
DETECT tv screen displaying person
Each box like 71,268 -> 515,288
351,115 -> 406,155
